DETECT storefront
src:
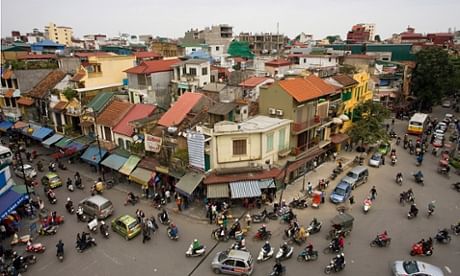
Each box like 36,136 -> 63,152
175,172 -> 204,199
80,146 -> 108,170
42,133 -> 64,148
0,188 -> 28,221
129,167 -> 155,186
206,184 -> 230,199
101,153 -> 128,182
31,127 -> 54,142
119,155 -> 141,181
330,133 -> 350,152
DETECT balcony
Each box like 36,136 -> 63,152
2,106 -> 22,118
293,141 -> 320,156
292,116 -> 321,134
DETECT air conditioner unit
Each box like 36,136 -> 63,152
276,109 -> 283,116
268,108 -> 276,115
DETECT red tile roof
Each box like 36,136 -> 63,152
97,100 -> 134,127
17,54 -> 57,60
52,101 -> 68,112
265,59 -> 291,67
29,70 -> 66,98
278,75 -> 336,102
332,75 -> 358,87
113,104 -> 156,136
71,70 -> 86,82
158,92 -> 203,127
17,97 -> 34,106
203,167 -> 282,185
124,59 -> 181,75
133,51 -> 162,59
239,77 -> 271,88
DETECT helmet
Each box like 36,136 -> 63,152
341,253 -> 344,257
235,219 -> 239,223
262,224 -> 266,228
194,239 -> 198,242
67,197 -> 70,201
336,254 -> 341,258
100,221 -> 105,225
283,242 -> 287,246
171,223 -> 175,228
265,241 -> 270,245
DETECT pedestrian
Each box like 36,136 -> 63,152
349,195 -> 355,209
313,159 -> 317,171
381,155 -> 385,165
211,203 -> 217,223
142,224 -> 151,243
139,209 -> 145,222
136,209 -> 141,223
222,214 -> 228,229
391,118 -> 395,126
370,186 -> 377,201
142,185 -> 149,199
165,189 -> 171,203
332,152 -> 337,161
245,213 -> 251,227
176,196 -> 182,212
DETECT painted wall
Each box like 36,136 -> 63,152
296,56 -> 339,69
84,56 -> 135,88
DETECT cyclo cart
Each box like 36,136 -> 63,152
326,213 -> 354,239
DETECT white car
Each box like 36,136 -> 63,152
435,122 -> 448,133
392,260 -> 444,276
14,164 -> 37,179
368,153 -> 383,167
442,100 -> 451,108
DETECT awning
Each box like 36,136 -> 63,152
119,155 -> 141,175
13,121 -> 27,129
81,146 -> 108,165
207,184 -> 229,199
42,134 -> 63,148
230,181 -> 262,199
129,167 -> 154,186
22,124 -> 40,137
258,179 -> 276,189
0,188 -> 28,220
101,154 -> 128,171
74,136 -> 95,146
12,184 -> 33,195
54,137 -> 72,148
330,133 -> 349,144
175,172 -> 205,197
31,127 -> 53,141
65,141 -> 85,152
0,121 -> 13,132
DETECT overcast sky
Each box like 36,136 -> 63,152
1,0 -> 459,40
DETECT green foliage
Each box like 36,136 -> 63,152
63,88 -> 77,101
450,56 -> 460,91
411,47 -> 454,110
348,101 -> 391,145
173,148 -> 189,163
6,60 -> 58,70
326,35 -> 341,44
227,40 -> 254,59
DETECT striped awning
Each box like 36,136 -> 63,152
230,181 -> 262,199
258,178 -> 276,189
42,134 -> 63,148
207,184 -> 229,199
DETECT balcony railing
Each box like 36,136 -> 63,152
2,106 -> 21,117
292,116 -> 321,133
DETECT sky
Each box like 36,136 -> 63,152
1,0 -> 459,40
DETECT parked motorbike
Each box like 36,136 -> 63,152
257,247 -> 274,262
185,244 -> 206,257
410,243 -> 432,256
434,229 -> 451,244
288,198 -> 308,209
39,225 -> 58,236
10,233 -> 32,246
252,210 -> 269,223
26,242 -> 46,253
324,260 -> 346,274
296,249 -> 318,262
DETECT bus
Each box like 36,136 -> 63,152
407,113 -> 429,135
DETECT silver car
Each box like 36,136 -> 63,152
368,153 -> 383,168
392,260 -> 444,276
211,250 -> 253,275
14,164 -> 37,179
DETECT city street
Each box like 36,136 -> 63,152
4,107 -> 459,276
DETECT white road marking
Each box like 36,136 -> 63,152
445,266 -> 451,274
102,251 -> 122,265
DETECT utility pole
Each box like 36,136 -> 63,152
12,135 -> 31,199
278,160 -> 292,206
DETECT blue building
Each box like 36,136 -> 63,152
31,39 -> 65,54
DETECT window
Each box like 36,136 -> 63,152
182,67 -> 186,75
189,68 -> 197,76
215,46 -> 220,51
235,261 -> 246,268
278,128 -> 286,150
118,138 -> 124,148
233,139 -> 247,155
266,133 -> 274,152
126,141 -> 132,150
202,67 -> 208,75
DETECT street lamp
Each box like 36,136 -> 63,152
83,107 -> 105,182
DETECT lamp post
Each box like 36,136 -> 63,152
84,107 -> 105,182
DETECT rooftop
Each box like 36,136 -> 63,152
113,104 -> 156,137
86,92 -> 113,113
207,102 -> 237,115
173,58 -> 209,66
96,100 -> 133,127
158,92 -> 203,127
133,51 -> 162,59
278,75 -> 336,102
124,59 -> 180,75
201,83 -> 226,92
214,115 -> 291,134
331,74 -> 359,87
28,70 -> 66,98
265,59 -> 291,67
239,76 -> 272,88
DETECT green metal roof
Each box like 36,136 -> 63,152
87,92 -> 113,113
326,44 -> 415,61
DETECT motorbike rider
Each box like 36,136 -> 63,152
414,171 -> 423,181
56,240 -> 64,257
160,209 -> 169,223
65,197 -> 73,211
437,228 -> 449,240
286,221 -> 298,238
74,172 -> 82,186
217,224 -> 226,239
280,242 -> 290,256
169,223 -> 178,238
235,233 -> 246,249
396,136 -> 401,145
47,188 -> 56,201
428,201 -> 435,215
296,226 -> 307,241
304,243 -> 314,256
311,217 -> 320,229
453,222 -> 460,235
333,253 -> 345,270
66,177 -> 73,188
49,161 -> 56,171
258,224 -> 269,238
191,239 -> 202,254
126,192 -> 137,205
273,260 -> 284,275
396,172 -> 403,182
422,238 -> 433,254
378,230 -> 389,242
229,219 -> 241,237
331,236 -> 340,252
76,206 -> 85,221
262,241 -> 272,256
37,160 -> 43,171
99,221 -> 108,235
409,203 -> 418,217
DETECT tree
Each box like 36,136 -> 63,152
411,47 -> 454,110
326,35 -> 341,44
348,101 -> 391,146
227,40 -> 254,59
63,87 -> 77,101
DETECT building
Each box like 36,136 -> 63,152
239,76 -> 273,101
346,24 -> 371,43
150,41 -> 179,57
133,51 -> 162,64
44,22 -> 73,46
182,24 -> 233,56
31,40 -> 65,54
288,54 -> 339,74
325,44 -> 415,62
264,59 -> 291,77
203,115 -> 291,170
171,59 -> 211,96
238,32 -> 289,54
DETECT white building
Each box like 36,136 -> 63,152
290,54 -> 339,70
172,59 -> 211,95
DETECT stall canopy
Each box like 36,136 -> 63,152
230,181 -> 262,199
22,124 -> 40,137
54,137 -> 72,148
0,121 -> 13,132
258,178 -> 276,189
207,184 -> 229,199
80,146 -> 108,165
31,127 -> 53,141
0,188 -> 28,220
101,154 -> 128,171
13,121 -> 27,130
65,141 -> 85,152
175,172 -> 204,197
42,133 -> 63,148
119,155 -> 141,175
129,167 -> 154,186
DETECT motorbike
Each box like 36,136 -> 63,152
44,214 -> 64,225
323,241 -> 342,254
58,162 -> 67,170
451,182 -> 460,192
407,209 -> 418,219
332,166 -> 343,175
124,194 -> 139,206
288,198 -> 308,209
434,230 -> 451,244
275,245 -> 294,261
324,260 -> 346,274
39,225 -> 58,236
77,236 -> 97,252
66,203 -> 75,214
395,176 -> 403,186
76,211 -> 88,222
230,241 -> 247,251
396,137 -> 401,146
185,244 -> 206,257
49,162 -> 57,172
370,235 -> 391,247
413,173 -> 424,186
100,224 -> 110,239
451,224 -> 460,236
158,213 -> 170,225
88,217 -> 98,232
75,178 -> 84,190
47,191 -> 57,204
37,162 -> 43,172
269,265 -> 285,276
329,171 -> 338,180
26,242 -> 46,253
257,247 -> 274,262
23,254 -> 37,265
212,228 -> 229,242
276,206 -> 290,217
67,182 -> 74,192
11,256 -> 28,273
253,230 -> 272,241
437,166 -> 450,177
57,251 -> 64,262
363,199 -> 372,214
167,226 -> 179,240
307,220 -> 322,234
296,249 -> 318,262
10,233 -> 32,246
410,243 -> 432,256
252,211 -> 269,223
280,213 -> 296,224
391,156 -> 397,166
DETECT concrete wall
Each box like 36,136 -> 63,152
113,132 -> 133,150
259,83 -> 295,120
58,57 -> 81,74
296,56 -> 339,69
84,56 -> 135,88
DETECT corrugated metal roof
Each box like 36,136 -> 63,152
258,179 -> 275,189
207,184 -> 229,199
119,155 -> 141,175
175,172 -> 204,196
158,92 -> 203,127
129,167 -> 154,186
87,92 -> 113,113
230,181 -> 261,199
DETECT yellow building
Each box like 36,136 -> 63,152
340,71 -> 373,133
71,54 -> 135,91
45,22 -> 73,46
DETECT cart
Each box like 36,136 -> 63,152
326,213 -> 354,239
311,191 -> 322,208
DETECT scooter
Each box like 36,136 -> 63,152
370,235 -> 391,247
275,245 -> 294,261
39,225 -> 58,236
434,230 -> 451,244
185,244 -> 206,257
158,213 -> 170,225
66,203 -> 75,214
67,182 -> 74,192
324,260 -> 346,274
76,210 -> 88,222
47,191 -> 57,204
407,209 -> 418,219
257,247 -> 274,262
252,211 -> 268,223
167,227 -> 179,240
410,243 -> 432,256
363,199 -> 372,214
10,233 -> 32,246
296,249 -> 318,262
212,228 -> 229,241
100,224 -> 110,239
57,251 -> 64,262
26,242 -> 46,253
88,217 -> 98,232
77,236 -> 97,253
307,220 -> 322,234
